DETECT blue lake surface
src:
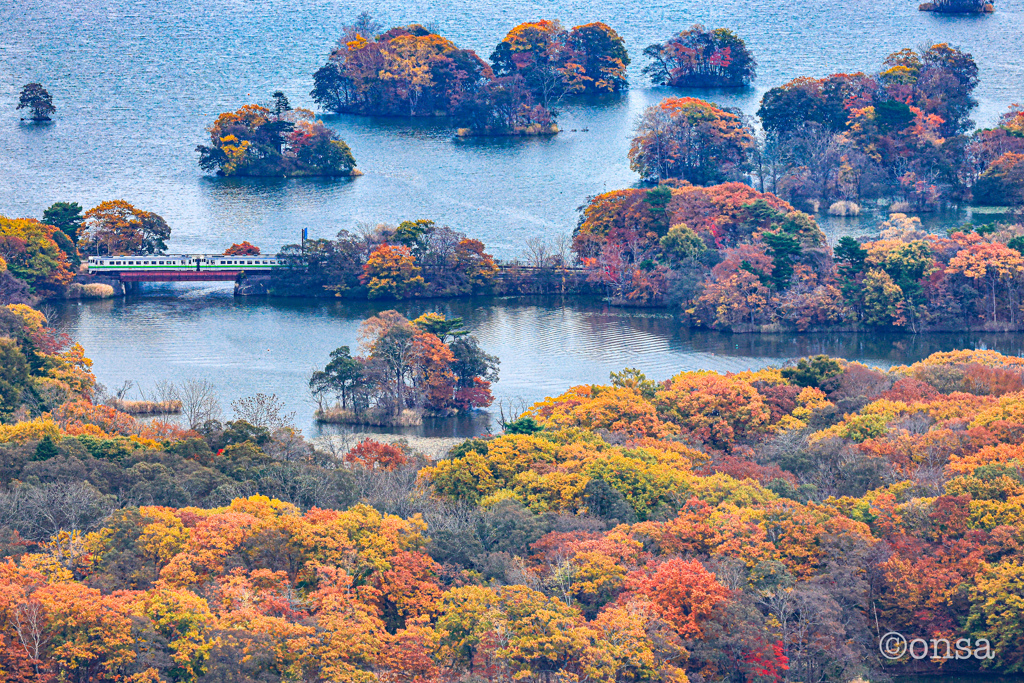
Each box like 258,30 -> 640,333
2,0 -> 1023,255
6,0 -> 1024,435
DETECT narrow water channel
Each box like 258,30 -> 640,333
50,284 -> 1024,436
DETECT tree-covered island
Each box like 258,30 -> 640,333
197,93 -> 358,177
310,17 -> 630,137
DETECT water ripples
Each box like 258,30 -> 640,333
2,0 -> 1023,255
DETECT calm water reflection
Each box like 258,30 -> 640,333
51,285 -> 1024,436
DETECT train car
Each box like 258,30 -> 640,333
200,255 -> 285,271
87,255 -> 286,273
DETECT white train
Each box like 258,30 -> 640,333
87,254 -> 286,273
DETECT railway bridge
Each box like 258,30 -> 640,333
86,254 -> 589,293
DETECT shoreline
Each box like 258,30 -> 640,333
53,281 -> 1024,336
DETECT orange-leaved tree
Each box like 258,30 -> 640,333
81,200 -> 170,255
224,241 -> 261,255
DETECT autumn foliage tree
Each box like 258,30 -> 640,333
491,20 -> 629,104
80,200 -> 170,256
361,244 -> 426,299
625,558 -> 731,638
974,152 -> 1024,206
224,241 -> 260,256
345,438 -> 410,470
0,216 -> 75,291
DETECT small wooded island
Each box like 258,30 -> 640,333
196,92 -> 359,177
310,311 -> 499,426
643,25 -> 757,88
920,0 -> 995,12
311,17 -> 629,136
16,83 -> 56,122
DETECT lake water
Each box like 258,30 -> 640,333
8,0 -> 1024,436
2,0 -> 1024,257
50,288 -> 1024,436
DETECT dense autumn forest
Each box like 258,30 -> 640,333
6,293 -> 1024,681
